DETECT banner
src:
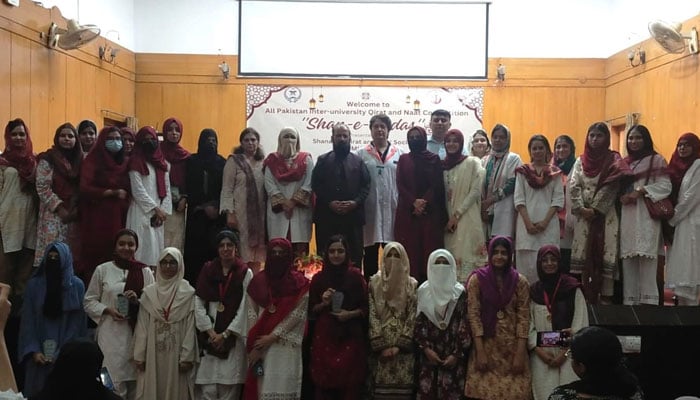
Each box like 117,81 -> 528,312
246,85 -> 484,158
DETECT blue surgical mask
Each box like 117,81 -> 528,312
105,139 -> 123,153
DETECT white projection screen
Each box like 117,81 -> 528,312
239,0 -> 489,79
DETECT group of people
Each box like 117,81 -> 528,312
0,109 -> 697,400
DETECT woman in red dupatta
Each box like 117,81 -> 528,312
244,238 -> 309,400
309,234 -> 368,400
161,117 -> 190,250
0,118 -> 38,307
568,122 -> 632,304
78,126 -> 130,284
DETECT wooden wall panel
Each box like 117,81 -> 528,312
0,1 -> 136,151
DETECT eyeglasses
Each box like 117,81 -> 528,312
159,259 -> 178,267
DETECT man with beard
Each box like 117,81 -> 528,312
311,124 -> 370,265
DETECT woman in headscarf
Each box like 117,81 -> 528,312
414,249 -> 469,400
77,120 -> 97,156
528,245 -> 588,400
569,122 -> 632,304
619,125 -> 671,305
263,127 -> 314,258
465,236 -> 531,399
481,123 -> 523,240
161,117 -> 190,251
357,114 -> 403,281
547,327 -> 643,400
84,229 -> 155,400
245,238 -> 310,400
394,126 -> 447,283
666,133 -> 700,305
470,129 -> 491,159
221,128 -> 266,273
552,135 -> 577,273
442,129 -> 487,281
0,118 -> 38,309
18,241 -> 86,397
514,135 -> 564,284
194,230 -> 253,400
121,127 -> 136,156
309,234 -> 368,400
126,126 -> 172,267
33,123 -> 82,267
78,126 -> 130,284
367,242 -> 417,400
134,247 -> 197,400
184,128 -> 227,284
30,338 -> 122,400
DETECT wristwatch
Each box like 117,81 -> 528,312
222,330 -> 230,340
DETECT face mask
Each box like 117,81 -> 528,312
383,257 -> 401,275
333,141 -> 351,158
105,139 -> 123,153
408,138 -> 426,153
143,139 -> 159,153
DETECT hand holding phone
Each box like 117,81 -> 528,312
536,330 -> 570,347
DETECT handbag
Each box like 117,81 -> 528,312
641,155 -> 675,221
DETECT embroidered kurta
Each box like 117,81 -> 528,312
667,159 -> 700,301
252,292 -> 309,399
414,291 -> 470,400
126,163 -> 172,266
482,153 -> 523,238
528,289 -> 588,400
133,285 -> 198,400
220,156 -> 266,264
465,274 -> 531,399
84,261 -> 155,384
368,276 -> 416,400
568,158 -> 621,279
264,154 -> 314,243
620,154 -> 672,259
194,269 -> 255,386
357,144 -> 402,246
444,156 -> 487,281
33,160 -> 75,266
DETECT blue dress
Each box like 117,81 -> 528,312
18,241 -> 87,397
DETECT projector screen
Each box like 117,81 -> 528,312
239,0 -> 489,79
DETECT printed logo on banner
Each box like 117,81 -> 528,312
284,87 -> 302,103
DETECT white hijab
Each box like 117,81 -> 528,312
277,127 -> 300,159
142,247 -> 195,322
416,249 -> 464,329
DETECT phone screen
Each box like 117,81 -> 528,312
100,366 -> 115,391
537,331 -> 567,347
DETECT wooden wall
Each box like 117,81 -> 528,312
135,54 -> 606,157
605,13 -> 700,159
0,2 -> 135,150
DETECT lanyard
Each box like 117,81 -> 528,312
161,288 -> 178,321
219,269 -> 235,303
543,276 -> 562,318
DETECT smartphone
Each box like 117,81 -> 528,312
100,366 -> 115,391
536,330 -> 570,347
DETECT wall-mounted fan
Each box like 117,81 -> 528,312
47,19 -> 101,50
648,20 -> 698,55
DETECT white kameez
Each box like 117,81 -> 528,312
126,163 -> 172,266
514,171 -> 565,283
528,289 -> 588,400
667,160 -> 700,304
620,154 -> 671,305
482,153 -> 523,239
0,165 -> 37,252
264,154 -> 314,242
255,292 -> 309,399
134,282 -> 198,400
84,262 -> 156,386
195,269 -> 255,388
443,156 -> 486,281
356,144 -> 402,246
